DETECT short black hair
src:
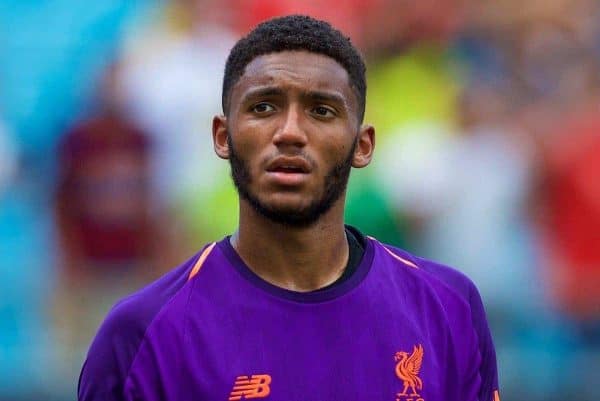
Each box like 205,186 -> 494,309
222,15 -> 367,122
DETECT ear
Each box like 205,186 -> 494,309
352,124 -> 375,168
212,115 -> 230,159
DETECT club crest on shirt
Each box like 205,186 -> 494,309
394,344 -> 425,401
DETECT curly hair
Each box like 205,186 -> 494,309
222,15 -> 366,122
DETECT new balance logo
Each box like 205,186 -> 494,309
228,374 -> 271,400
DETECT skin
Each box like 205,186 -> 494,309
212,51 -> 375,292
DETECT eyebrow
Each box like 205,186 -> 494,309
240,86 -> 349,110
304,90 -> 347,109
240,87 -> 285,104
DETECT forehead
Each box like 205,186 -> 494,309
231,51 -> 355,105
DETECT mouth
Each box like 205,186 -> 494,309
265,156 -> 311,185
266,157 -> 311,173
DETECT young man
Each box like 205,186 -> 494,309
79,15 -> 500,401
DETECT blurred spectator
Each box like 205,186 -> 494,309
55,63 -> 161,282
531,86 -> 600,401
56,113 -> 153,279
541,106 -> 600,322
377,81 -> 539,306
53,63 -> 172,384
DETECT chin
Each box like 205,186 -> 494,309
247,196 -> 326,228
263,200 -> 315,217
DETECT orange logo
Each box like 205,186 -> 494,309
395,344 -> 424,401
228,375 -> 271,400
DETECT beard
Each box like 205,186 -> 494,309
227,134 -> 355,228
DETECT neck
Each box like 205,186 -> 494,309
231,198 -> 349,292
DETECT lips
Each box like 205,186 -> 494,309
265,156 -> 311,186
265,157 -> 311,174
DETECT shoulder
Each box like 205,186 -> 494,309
371,238 -> 481,308
369,238 -> 489,355
78,244 -> 215,400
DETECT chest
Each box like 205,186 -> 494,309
128,292 -> 458,401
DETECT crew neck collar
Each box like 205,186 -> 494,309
217,227 -> 374,303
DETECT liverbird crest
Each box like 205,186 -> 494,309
394,344 -> 424,398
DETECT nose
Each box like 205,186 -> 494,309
273,104 -> 308,148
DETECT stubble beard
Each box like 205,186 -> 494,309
227,134 -> 356,228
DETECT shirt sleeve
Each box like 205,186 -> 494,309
78,296 -> 148,401
78,250 -> 202,401
468,281 -> 500,401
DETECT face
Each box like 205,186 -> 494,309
214,51 -> 374,227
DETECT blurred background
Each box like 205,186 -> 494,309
1,0 -> 599,399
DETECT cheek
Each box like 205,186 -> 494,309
319,133 -> 356,163
229,134 -> 268,178
233,117 -> 285,155
231,117 -> 274,148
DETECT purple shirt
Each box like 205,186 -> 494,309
79,236 -> 500,401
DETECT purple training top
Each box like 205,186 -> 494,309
79,234 -> 500,401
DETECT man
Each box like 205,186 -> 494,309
79,15 -> 500,401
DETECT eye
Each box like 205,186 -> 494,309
251,102 -> 275,114
312,105 -> 336,118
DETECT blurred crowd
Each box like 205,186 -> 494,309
1,0 -> 599,400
